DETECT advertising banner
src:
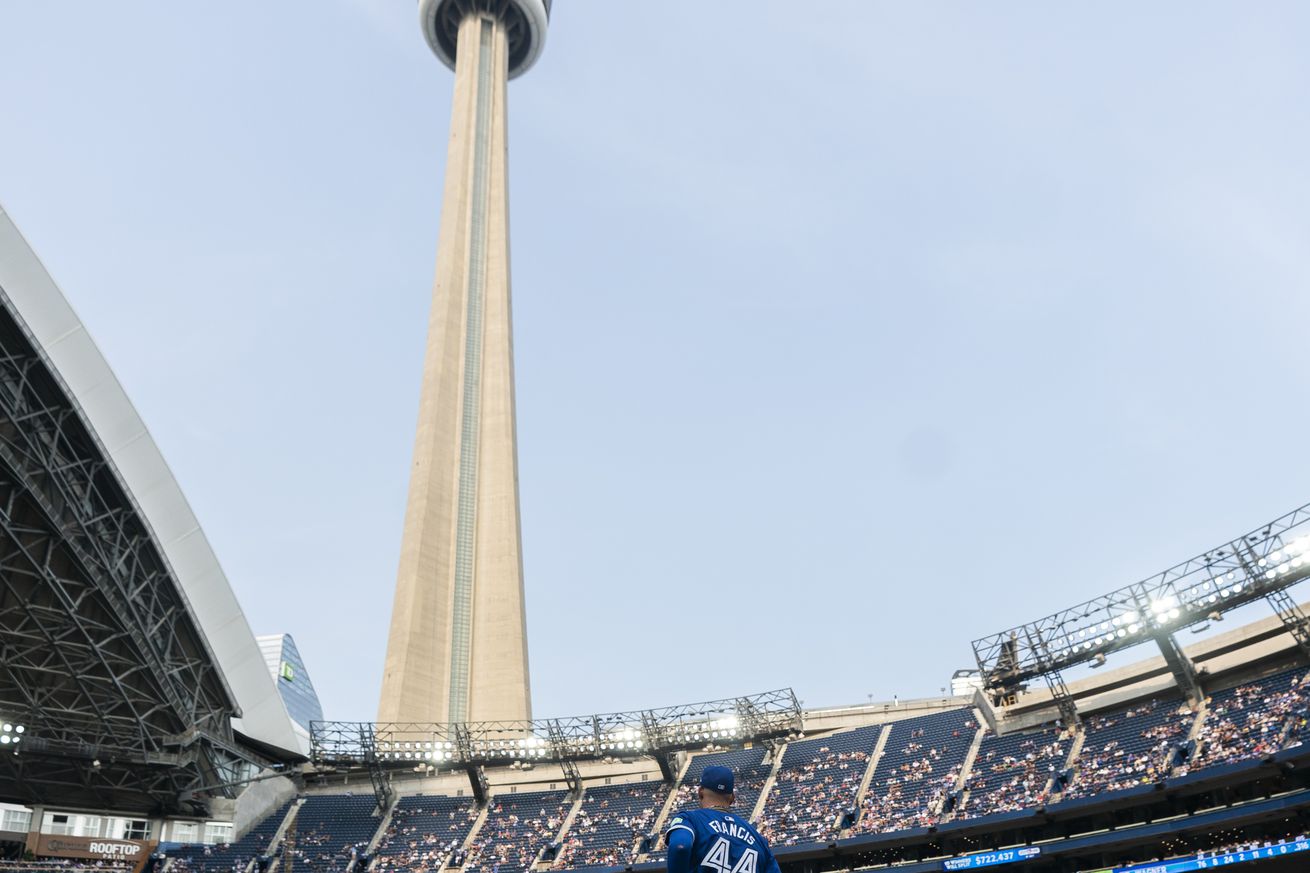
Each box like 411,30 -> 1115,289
31,834 -> 156,863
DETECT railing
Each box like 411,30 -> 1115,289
310,688 -> 802,768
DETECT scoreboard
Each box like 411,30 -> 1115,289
1107,837 -> 1310,872
940,838 -> 1309,872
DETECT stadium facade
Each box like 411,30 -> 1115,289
296,608 -> 1310,873
7,613 -> 1310,872
299,503 -> 1310,873
377,0 -> 551,727
0,201 -> 301,815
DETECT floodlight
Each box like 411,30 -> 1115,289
1150,596 -> 1176,615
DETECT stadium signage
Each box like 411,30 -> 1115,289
1110,837 -> 1310,872
33,834 -> 155,861
942,846 -> 1040,870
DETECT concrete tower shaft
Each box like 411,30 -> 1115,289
379,2 -> 546,725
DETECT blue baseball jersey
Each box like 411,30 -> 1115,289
664,808 -> 780,873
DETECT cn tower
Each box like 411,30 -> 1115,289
378,0 -> 550,725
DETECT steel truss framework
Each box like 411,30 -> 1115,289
973,502 -> 1310,698
310,688 -> 802,796
0,294 -> 269,813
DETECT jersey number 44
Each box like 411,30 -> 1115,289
701,838 -> 758,873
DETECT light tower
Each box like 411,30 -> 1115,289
378,0 -> 550,725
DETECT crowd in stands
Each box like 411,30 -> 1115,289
166,847 -> 240,873
288,794 -> 379,873
462,791 -> 568,873
1062,696 -> 1193,798
1179,668 -> 1309,774
957,726 -> 1066,818
849,708 -> 978,834
1193,832 -> 1309,861
1117,830 -> 1310,869
757,726 -> 879,846
166,848 -> 245,873
553,783 -> 664,869
1285,684 -> 1310,750
167,800 -> 293,873
689,748 -> 773,821
147,669 -> 1310,873
374,795 -> 480,873
648,747 -> 774,863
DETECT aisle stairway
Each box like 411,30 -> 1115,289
750,744 -> 787,823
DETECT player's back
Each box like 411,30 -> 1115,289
665,807 -> 776,873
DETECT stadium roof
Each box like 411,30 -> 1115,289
0,202 -> 300,810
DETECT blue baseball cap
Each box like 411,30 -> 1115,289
700,765 -> 734,794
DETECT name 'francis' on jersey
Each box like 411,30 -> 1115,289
664,807 -> 781,873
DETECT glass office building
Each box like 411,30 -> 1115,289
256,634 -> 324,734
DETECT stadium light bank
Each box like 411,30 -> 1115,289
0,721 -> 24,748
972,501 -> 1310,726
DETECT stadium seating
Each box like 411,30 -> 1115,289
554,782 -> 666,869
462,790 -> 570,873
646,747 -> 773,861
167,799 -> 293,873
756,725 -> 881,846
1178,667 -> 1308,774
374,794 -> 480,873
178,666 -> 1310,871
1283,676 -> 1310,749
1062,695 -> 1194,798
849,708 -> 979,834
956,726 -> 1066,819
687,747 -> 772,818
290,794 -> 380,873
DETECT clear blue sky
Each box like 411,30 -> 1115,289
2,3 -> 1308,723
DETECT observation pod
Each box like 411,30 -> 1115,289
419,0 -> 551,79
